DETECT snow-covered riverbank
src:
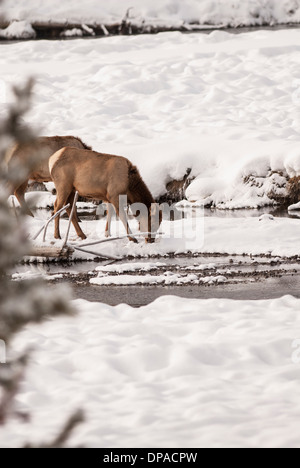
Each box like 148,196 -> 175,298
23,213 -> 300,262
1,29 -> 300,208
2,0 -> 300,29
1,295 -> 300,448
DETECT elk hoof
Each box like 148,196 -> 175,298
129,236 -> 138,244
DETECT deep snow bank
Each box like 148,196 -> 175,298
1,30 -> 300,208
2,295 -> 300,448
2,0 -> 300,27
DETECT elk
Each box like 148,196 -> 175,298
6,135 -> 92,217
49,147 -> 162,243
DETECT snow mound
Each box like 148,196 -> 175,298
61,28 -> 83,38
9,192 -> 55,210
288,201 -> 300,211
0,20 -> 36,39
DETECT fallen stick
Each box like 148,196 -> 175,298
63,192 -> 78,248
72,232 -> 163,249
32,204 -> 70,241
28,245 -> 74,258
72,245 -> 122,261
43,204 -> 71,243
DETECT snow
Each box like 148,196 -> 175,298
2,0 -> 300,28
2,7 -> 300,450
91,272 -> 197,286
1,29 -> 300,209
44,182 -> 55,193
185,263 -> 217,271
288,201 -> 300,211
25,214 -> 300,261
0,20 -> 36,39
9,192 -> 95,211
1,295 -> 300,448
9,192 -> 55,210
259,214 -> 275,221
96,262 -> 167,273
12,271 -> 63,281
90,272 -> 225,286
61,28 -> 83,38
92,261 -> 226,286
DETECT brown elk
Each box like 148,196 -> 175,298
49,147 -> 162,243
6,135 -> 92,217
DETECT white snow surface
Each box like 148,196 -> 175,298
61,28 -> 83,38
12,270 -> 63,281
2,0 -> 300,27
96,262 -> 167,273
26,214 -> 300,260
1,295 -> 300,448
288,201 -> 300,211
0,20 -> 36,39
9,192 -> 95,211
90,272 -> 218,286
1,29 -> 300,208
9,192 -> 55,210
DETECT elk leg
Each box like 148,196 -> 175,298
66,192 -> 87,240
53,192 -> 71,240
105,203 -> 114,238
53,199 -> 61,239
14,180 -> 34,217
111,197 -> 138,243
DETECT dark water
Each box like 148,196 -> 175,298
71,276 -> 300,307
16,255 -> 300,306
1,24 -> 300,44
33,205 -> 299,222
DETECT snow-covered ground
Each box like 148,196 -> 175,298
2,24 -> 300,449
1,295 -> 300,448
92,261 -> 226,287
1,29 -> 300,209
2,0 -> 300,28
9,192 -> 95,211
25,212 -> 300,261
0,20 -> 36,39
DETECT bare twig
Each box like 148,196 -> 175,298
32,204 -> 70,241
63,191 -> 79,248
72,245 -> 122,261
25,409 -> 85,448
42,204 -> 70,242
73,232 -> 163,248
124,7 -> 133,21
120,7 -> 134,35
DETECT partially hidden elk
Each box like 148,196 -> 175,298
49,147 -> 162,243
6,135 -> 92,217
